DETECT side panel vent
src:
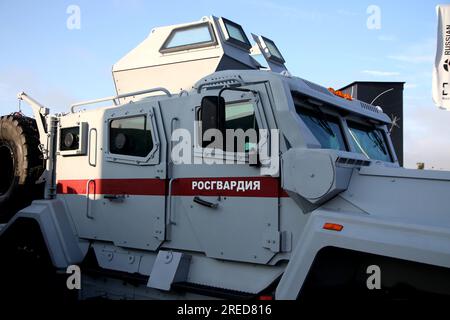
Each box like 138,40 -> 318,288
196,75 -> 244,92
336,157 -> 371,167
360,101 -> 381,113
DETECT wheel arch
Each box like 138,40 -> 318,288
0,199 -> 89,269
275,210 -> 450,299
298,246 -> 450,299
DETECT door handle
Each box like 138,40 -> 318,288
86,179 -> 95,219
168,178 -> 176,225
104,194 -> 126,202
193,196 -> 218,209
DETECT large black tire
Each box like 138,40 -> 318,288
0,113 -> 44,222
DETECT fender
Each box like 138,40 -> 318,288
0,199 -> 89,269
275,207 -> 450,299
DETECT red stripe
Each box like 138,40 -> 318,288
57,177 -> 289,198
56,179 -> 167,196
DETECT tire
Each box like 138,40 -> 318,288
0,113 -> 44,221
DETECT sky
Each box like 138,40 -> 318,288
0,0 -> 447,169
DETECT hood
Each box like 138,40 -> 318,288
340,165 -> 450,228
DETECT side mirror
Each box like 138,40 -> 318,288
200,96 -> 225,148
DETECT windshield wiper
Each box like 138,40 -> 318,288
310,117 -> 335,136
311,107 -> 335,137
368,130 -> 387,155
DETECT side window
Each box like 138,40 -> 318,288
225,102 -> 258,152
197,100 -> 258,153
160,22 -> 216,53
220,17 -> 251,49
109,116 -> 154,157
225,102 -> 256,131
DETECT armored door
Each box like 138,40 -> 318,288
80,100 -> 167,251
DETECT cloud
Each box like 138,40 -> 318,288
377,35 -> 396,41
253,0 -> 325,21
388,38 -> 435,64
337,9 -> 359,16
62,45 -> 96,62
404,83 -> 418,89
403,105 -> 450,170
362,70 -> 400,77
388,55 -> 434,63
0,68 -> 76,115
112,0 -> 145,10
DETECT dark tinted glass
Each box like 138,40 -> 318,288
297,107 -> 347,151
110,116 -> 153,157
347,121 -> 392,162
60,126 -> 80,151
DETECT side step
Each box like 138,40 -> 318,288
81,249 -> 259,300
172,282 -> 255,300
83,266 -> 257,299
83,266 -> 256,300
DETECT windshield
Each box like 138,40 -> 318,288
297,107 -> 347,151
347,121 -> 392,162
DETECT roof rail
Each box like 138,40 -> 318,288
70,87 -> 172,113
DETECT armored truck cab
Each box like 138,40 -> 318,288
1,16 -> 450,300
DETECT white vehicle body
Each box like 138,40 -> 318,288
1,16 -> 450,300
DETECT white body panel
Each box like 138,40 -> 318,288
4,17 -> 450,300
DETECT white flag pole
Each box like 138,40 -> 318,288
432,4 -> 450,110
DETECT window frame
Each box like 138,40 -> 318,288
57,122 -> 88,157
219,17 -> 252,50
260,36 -> 285,64
194,94 -> 267,163
293,94 -> 349,152
345,119 -> 394,162
297,106 -> 349,151
105,109 -> 160,166
291,91 -> 397,163
159,22 -> 217,54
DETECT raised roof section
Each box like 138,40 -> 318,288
112,16 -> 261,101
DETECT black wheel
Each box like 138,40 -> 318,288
0,141 -> 15,195
0,114 -> 44,222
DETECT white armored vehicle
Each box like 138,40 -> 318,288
1,16 -> 450,300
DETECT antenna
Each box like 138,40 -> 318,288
370,88 -> 394,105
389,114 -> 400,133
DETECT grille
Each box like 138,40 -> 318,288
360,101 -> 382,113
336,157 -> 371,167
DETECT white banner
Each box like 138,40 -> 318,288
432,4 -> 450,110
